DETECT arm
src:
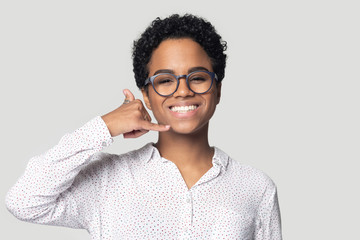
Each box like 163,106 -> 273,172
254,181 -> 282,240
5,116 -> 113,229
6,89 -> 169,229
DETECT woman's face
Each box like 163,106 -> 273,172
142,38 -> 221,135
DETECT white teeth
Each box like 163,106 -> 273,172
170,105 -> 198,113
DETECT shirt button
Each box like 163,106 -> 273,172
102,141 -> 107,147
186,198 -> 191,203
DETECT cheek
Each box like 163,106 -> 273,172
207,89 -> 220,107
148,95 -> 165,116
206,96 -> 220,118
147,90 -> 159,110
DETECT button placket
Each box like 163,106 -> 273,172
183,191 -> 193,227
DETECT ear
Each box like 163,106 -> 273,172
141,88 -> 152,110
216,82 -> 222,104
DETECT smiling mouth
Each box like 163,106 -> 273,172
170,105 -> 199,113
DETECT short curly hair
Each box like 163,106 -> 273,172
132,14 -> 227,90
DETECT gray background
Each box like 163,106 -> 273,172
1,0 -> 359,239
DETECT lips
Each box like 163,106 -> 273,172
170,104 -> 199,113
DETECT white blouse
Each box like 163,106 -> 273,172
6,116 -> 282,239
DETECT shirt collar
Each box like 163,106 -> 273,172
141,143 -> 159,163
212,146 -> 230,170
142,143 -> 229,171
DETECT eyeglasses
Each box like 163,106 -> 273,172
144,70 -> 218,97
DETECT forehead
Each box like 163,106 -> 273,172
147,38 -> 213,75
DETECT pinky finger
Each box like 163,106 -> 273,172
123,129 -> 149,138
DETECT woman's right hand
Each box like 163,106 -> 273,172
101,89 -> 170,138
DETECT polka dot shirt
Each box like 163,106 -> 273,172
6,116 -> 282,239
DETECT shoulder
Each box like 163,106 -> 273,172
214,148 -> 279,211
79,143 -> 154,178
229,159 -> 276,193
215,147 -> 276,192
230,159 -> 275,187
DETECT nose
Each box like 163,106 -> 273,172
173,76 -> 194,97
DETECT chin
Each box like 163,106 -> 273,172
171,128 -> 197,135
170,122 -> 208,135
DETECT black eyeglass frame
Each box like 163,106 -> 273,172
144,70 -> 218,97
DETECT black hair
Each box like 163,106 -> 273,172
132,14 -> 227,89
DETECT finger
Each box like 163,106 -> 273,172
141,121 -> 170,132
143,114 -> 151,122
123,129 -> 149,139
142,109 -> 152,122
123,89 -> 135,102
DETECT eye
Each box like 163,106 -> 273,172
159,78 -> 174,84
154,75 -> 176,86
190,76 -> 206,82
189,73 -> 210,83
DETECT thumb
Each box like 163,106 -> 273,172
123,89 -> 135,101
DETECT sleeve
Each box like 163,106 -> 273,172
254,180 -> 282,240
5,116 -> 114,230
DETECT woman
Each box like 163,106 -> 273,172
6,14 -> 282,239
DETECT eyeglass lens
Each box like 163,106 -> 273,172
153,72 -> 212,96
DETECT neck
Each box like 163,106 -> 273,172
155,123 -> 214,171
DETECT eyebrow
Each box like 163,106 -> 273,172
187,66 -> 210,73
153,69 -> 174,75
153,66 -> 210,76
